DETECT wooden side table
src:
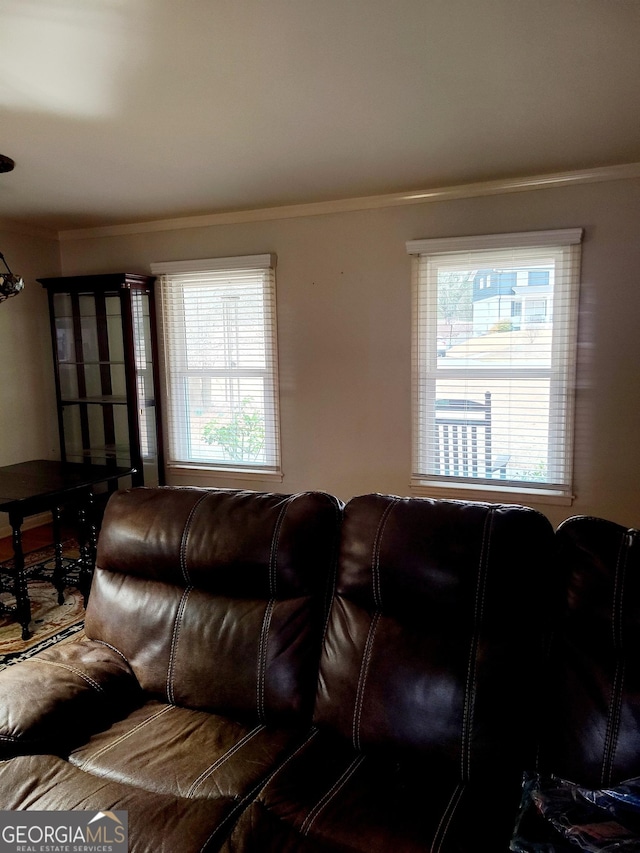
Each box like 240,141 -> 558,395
0,459 -> 134,639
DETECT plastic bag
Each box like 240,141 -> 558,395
510,772 -> 640,852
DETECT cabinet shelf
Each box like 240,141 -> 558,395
39,273 -> 165,489
61,396 -> 156,407
59,360 -> 127,367
67,444 -> 157,463
61,396 -> 128,406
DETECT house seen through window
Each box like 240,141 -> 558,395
407,230 -> 582,499
151,255 -> 280,474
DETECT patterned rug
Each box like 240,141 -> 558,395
0,541 -> 86,670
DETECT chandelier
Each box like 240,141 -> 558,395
0,155 -> 25,303
0,253 -> 24,303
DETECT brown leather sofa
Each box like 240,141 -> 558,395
0,486 -> 562,851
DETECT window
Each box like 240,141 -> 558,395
152,254 -> 280,475
407,229 -> 582,502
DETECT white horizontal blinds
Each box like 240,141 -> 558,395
409,230 -> 582,495
156,257 -> 280,471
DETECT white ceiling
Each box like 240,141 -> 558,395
1,0 -> 639,232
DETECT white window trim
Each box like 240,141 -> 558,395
406,229 -> 583,255
152,254 -> 275,275
409,481 -> 575,507
407,229 -> 583,505
151,254 -> 282,480
165,464 -> 284,484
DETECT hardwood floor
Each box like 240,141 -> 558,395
0,523 -> 76,562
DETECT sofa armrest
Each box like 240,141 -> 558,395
0,638 -> 142,758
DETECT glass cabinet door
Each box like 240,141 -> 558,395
40,274 -> 164,488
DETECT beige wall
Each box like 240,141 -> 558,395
56,177 -> 640,528
0,227 -> 60,533
0,227 -> 60,468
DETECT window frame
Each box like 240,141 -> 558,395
151,254 -> 282,479
407,229 -> 583,506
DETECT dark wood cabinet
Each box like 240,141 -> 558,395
38,273 -> 165,487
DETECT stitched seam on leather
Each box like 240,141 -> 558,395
320,499 -> 342,643
460,508 -> 493,781
351,611 -> 381,751
179,492 -> 210,585
432,781 -> 466,853
269,497 -> 293,597
371,499 -> 397,609
75,704 -> 173,768
197,790 -> 257,853
603,660 -> 626,787
91,639 -> 129,663
260,727 -> 320,787
257,599 -> 275,723
24,658 -> 104,693
300,754 -> 365,836
601,530 -> 630,785
186,724 -> 266,797
166,586 -> 193,704
196,729 -> 320,853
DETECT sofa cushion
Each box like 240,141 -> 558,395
0,694 -> 315,851
68,699 -> 308,800
0,754 -> 238,852
220,726 -> 519,852
314,494 -> 556,771
85,487 -> 343,724
539,516 -> 640,788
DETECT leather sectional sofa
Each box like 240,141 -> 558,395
0,487 -> 637,852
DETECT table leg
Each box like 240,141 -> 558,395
78,492 -> 97,606
51,505 -> 66,604
10,514 -> 31,641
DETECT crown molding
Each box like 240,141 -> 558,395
58,161 -> 640,242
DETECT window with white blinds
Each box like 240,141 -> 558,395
407,230 -> 582,500
152,254 -> 280,473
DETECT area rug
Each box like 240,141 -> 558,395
0,541 -> 86,670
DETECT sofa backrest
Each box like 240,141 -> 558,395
313,493 -> 556,779
86,486 -> 343,725
539,515 -> 640,788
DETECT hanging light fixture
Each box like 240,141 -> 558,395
0,155 -> 25,303
0,252 -> 24,303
